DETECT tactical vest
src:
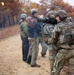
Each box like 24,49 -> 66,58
42,23 -> 55,44
59,22 -> 74,45
43,24 -> 54,37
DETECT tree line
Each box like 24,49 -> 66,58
0,0 -> 22,29
0,0 -> 74,29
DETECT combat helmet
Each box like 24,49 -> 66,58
55,10 -> 68,21
20,14 -> 27,19
47,10 -> 56,18
31,8 -> 38,16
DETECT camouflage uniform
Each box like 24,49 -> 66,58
44,24 -> 56,74
41,23 -> 48,57
52,22 -> 70,75
51,10 -> 74,75
42,10 -> 57,74
41,40 -> 48,57
40,11 -> 56,57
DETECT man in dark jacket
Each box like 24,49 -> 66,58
26,8 -> 41,67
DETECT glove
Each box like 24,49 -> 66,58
43,18 -> 57,24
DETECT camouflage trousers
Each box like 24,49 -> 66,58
52,47 -> 74,75
41,41 -> 48,56
47,45 -> 57,75
27,37 -> 39,65
38,36 -> 48,56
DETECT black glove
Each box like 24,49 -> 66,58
43,18 -> 57,24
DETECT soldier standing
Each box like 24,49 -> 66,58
19,14 -> 29,62
51,10 -> 74,75
41,10 -> 58,74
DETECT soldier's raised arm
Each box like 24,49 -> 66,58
38,10 -> 58,24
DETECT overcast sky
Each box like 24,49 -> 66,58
31,0 -> 74,6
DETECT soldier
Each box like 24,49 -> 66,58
41,10 -> 57,57
19,14 -> 29,62
41,10 -> 58,74
51,10 -> 74,75
40,23 -> 48,57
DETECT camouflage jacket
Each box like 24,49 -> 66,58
51,21 -> 71,49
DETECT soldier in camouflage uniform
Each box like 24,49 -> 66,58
42,10 -> 58,74
40,23 -> 48,57
51,10 -> 74,75
41,11 -> 55,57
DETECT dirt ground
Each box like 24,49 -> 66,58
0,34 -> 50,75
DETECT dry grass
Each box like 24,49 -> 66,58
0,25 -> 20,39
